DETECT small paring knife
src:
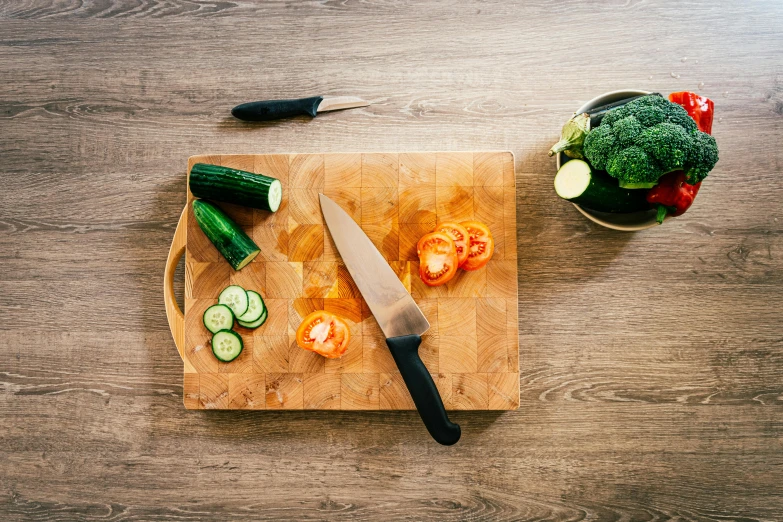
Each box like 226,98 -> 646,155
231,96 -> 370,122
319,194 -> 461,446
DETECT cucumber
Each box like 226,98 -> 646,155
192,200 -> 260,270
554,159 -> 650,213
237,290 -> 265,323
211,330 -> 243,362
189,163 -> 282,212
203,304 -> 235,334
218,285 -> 249,318
238,309 -> 267,329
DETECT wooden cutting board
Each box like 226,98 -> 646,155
181,152 -> 519,410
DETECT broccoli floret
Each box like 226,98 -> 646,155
607,146 -> 662,188
600,105 -> 629,127
613,116 -> 644,146
664,105 -> 699,133
638,122 -> 692,172
582,124 -> 617,171
685,132 -> 719,184
583,94 -> 719,187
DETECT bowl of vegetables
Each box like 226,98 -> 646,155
551,89 -> 719,231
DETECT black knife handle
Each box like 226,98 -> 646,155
231,96 -> 323,122
386,335 -> 461,446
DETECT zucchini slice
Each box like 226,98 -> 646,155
218,285 -> 249,318
237,290 -> 265,323
555,159 -> 650,213
190,163 -> 283,212
238,309 -> 268,329
202,304 -> 235,334
211,330 -> 243,362
192,200 -> 260,270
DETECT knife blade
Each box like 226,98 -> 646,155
319,194 -> 461,446
231,96 -> 369,122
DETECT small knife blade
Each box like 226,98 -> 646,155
319,194 -> 460,446
231,96 -> 369,122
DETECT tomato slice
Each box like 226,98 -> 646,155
417,232 -> 459,286
295,311 -> 350,359
460,221 -> 495,271
435,222 -> 470,267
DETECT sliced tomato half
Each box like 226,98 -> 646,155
435,222 -> 470,267
460,221 -> 495,271
296,311 -> 350,359
417,231 -> 459,286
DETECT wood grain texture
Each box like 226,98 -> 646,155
183,152 -> 520,410
1,0 -> 782,519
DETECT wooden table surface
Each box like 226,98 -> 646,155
1,1 -> 781,520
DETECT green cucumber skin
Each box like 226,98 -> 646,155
190,163 -> 279,212
192,200 -> 260,270
571,172 -> 651,213
238,310 -> 268,329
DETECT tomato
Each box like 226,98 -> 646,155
460,221 -> 494,271
417,232 -> 459,286
295,311 -> 350,359
435,222 -> 470,267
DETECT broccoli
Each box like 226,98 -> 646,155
583,94 -> 718,188
685,132 -> 719,184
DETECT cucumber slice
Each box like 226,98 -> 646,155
555,159 -> 650,213
237,290 -> 265,323
202,304 -> 235,334
238,309 -> 268,329
218,285 -> 249,318
211,330 -> 244,362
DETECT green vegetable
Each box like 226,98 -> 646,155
192,200 -> 260,270
189,163 -> 282,212
218,285 -> 250,318
583,95 -> 718,188
203,304 -> 235,334
549,113 -> 590,159
237,290 -> 265,323
211,330 -> 243,362
554,159 -> 650,213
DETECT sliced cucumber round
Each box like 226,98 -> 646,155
211,329 -> 243,362
237,309 -> 268,329
237,290 -> 265,323
202,304 -> 235,334
218,285 -> 249,318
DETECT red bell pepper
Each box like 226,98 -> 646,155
647,171 -> 701,223
669,91 -> 714,134
647,92 -> 714,223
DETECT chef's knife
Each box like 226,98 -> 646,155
231,96 -> 369,122
319,194 -> 461,446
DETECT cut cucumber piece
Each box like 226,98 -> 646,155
189,163 -> 283,212
237,290 -> 265,323
202,304 -> 235,334
555,159 -> 650,213
238,309 -> 268,329
192,200 -> 260,270
211,330 -> 243,362
218,285 -> 249,318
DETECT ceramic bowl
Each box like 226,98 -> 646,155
556,89 -> 664,231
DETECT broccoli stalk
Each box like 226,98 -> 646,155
549,113 -> 590,159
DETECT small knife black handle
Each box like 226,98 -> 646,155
386,335 -> 461,446
231,96 -> 323,122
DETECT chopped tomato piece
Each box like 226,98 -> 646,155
417,232 -> 459,286
460,221 -> 494,271
295,311 -> 350,359
435,222 -> 470,267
